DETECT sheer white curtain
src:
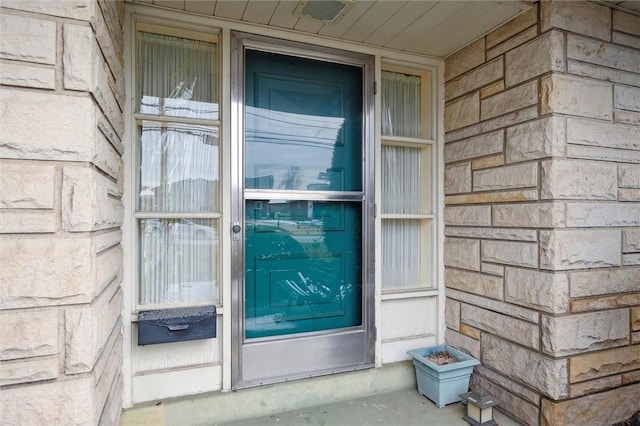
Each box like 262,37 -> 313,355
381,71 -> 421,138
382,220 -> 421,288
382,145 -> 421,214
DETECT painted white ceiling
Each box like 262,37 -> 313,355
602,0 -> 640,13
131,0 -> 535,57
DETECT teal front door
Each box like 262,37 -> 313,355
233,34 -> 374,387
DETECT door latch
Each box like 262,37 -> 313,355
232,222 -> 242,241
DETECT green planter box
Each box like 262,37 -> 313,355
407,345 -> 480,408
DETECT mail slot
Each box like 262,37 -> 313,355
137,305 -> 216,345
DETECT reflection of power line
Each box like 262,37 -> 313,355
245,136 -> 335,150
246,110 -> 345,131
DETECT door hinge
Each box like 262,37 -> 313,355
373,81 -> 377,95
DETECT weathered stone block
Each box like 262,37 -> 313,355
615,110 -> 640,126
445,106 -> 537,143
613,10 -> 640,37
444,237 -> 479,271
568,34 -> 640,75
623,229 -> 640,253
541,74 -> 613,120
613,31 -> 640,50
444,205 -> 491,226
482,334 -> 568,399
0,89 -> 96,161
569,376 -> 622,398
481,240 -> 538,268
540,230 -> 621,270
571,293 -> 640,313
542,382 -> 640,426
541,159 -> 617,200
446,227 -> 537,242
487,26 -> 537,61
506,30 -> 564,87
0,210 -> 56,234
615,85 -> 640,113
460,323 -> 481,340
445,269 -> 503,300
445,298 -> 460,331
570,267 -> 640,297
505,268 -> 569,314
445,38 -> 485,82
444,130 -> 503,163
447,288 -> 539,323
462,304 -> 538,348
472,154 -> 504,170
541,0 -> 611,41
445,92 -> 479,132
0,355 -> 58,386
480,80 -> 504,99
0,61 -> 55,89
622,369 -> 640,385
481,263 -> 504,276
568,118 -> 640,152
633,332 -> 640,344
506,116 -> 565,163
473,163 -> 537,191
444,162 -> 471,194
571,345 -> 640,382
632,307 -> 640,331
619,165 -> 640,188
486,5 -> 537,49
0,310 -> 58,361
493,202 -> 565,228
0,13 -> 56,64
566,203 -> 640,227
444,329 -> 479,359
1,0 -> 97,20
472,374 -> 540,426
445,190 -> 537,205
542,310 -> 629,357
623,253 -> 640,265
63,23 -> 94,91
0,163 -> 54,209
445,58 -> 502,101
567,60 -> 640,88
481,80 -> 537,121
474,364 -> 541,405
566,144 -> 640,164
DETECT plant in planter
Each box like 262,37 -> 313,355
407,345 -> 480,408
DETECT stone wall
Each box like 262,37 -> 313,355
444,1 -> 640,425
0,0 -> 125,424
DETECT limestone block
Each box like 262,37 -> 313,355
445,268 -> 503,300
472,374 -> 540,426
482,334 -> 568,399
0,163 -> 54,209
444,162 -> 471,194
445,298 -> 460,331
541,74 -> 612,120
445,190 -> 537,205
493,202 -> 565,228
505,268 -> 569,314
0,14 -> 56,64
95,229 -> 122,253
506,116 -> 565,163
0,210 -> 56,234
571,345 -> 640,383
444,329 -> 479,359
487,26 -> 537,61
481,80 -> 537,121
444,237 -> 480,271
481,240 -> 538,268
622,370 -> 640,384
460,323 -> 481,339
632,307 -> 640,331
613,10 -> 640,37
570,267 -> 640,297
445,106 -> 537,143
474,364 -> 541,405
62,166 -> 123,232
473,163 -> 537,191
462,304 -> 538,348
486,5 -> 537,48
93,0 -> 125,106
445,58 -> 502,101
96,244 -> 123,296
567,60 -> 640,88
568,118 -> 640,152
623,229 -> 640,253
571,293 -> 640,313
619,165 -> 640,188
615,110 -> 640,126
444,205 -> 491,226
613,31 -> 640,50
506,30 -> 564,87
445,227 -> 537,242
568,34 -> 640,75
566,203 -> 640,227
541,0 -> 611,41
63,23 -> 94,91
541,159 -> 617,200
1,0 -> 97,20
623,253 -> 640,265
569,376 -> 622,398
93,331 -> 122,422
0,310 -> 58,360
444,130 -> 503,163
445,38 -> 485,82
566,144 -> 640,164
447,288 -> 539,323
472,154 -> 504,170
445,92 -> 479,132
0,89 -> 95,161
480,80 -> 504,99
540,229 -> 621,271
95,128 -> 122,180
65,285 -> 123,374
0,355 -> 58,386
542,310 -> 629,357
0,61 -> 55,89
615,85 -> 640,113
633,332 -> 640,344
481,263 -> 504,276
0,376 -> 96,425
542,382 -> 640,426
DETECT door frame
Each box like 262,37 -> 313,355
230,31 -> 376,389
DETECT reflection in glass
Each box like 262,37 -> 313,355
381,71 -> 420,138
138,122 -> 218,212
139,218 -> 218,305
382,145 -> 423,214
137,31 -> 218,120
382,219 -> 425,289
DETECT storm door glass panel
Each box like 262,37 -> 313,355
137,31 -> 218,120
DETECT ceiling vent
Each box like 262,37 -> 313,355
294,0 -> 356,24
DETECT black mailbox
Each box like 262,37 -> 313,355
137,305 -> 216,345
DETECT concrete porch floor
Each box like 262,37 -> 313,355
218,389 -> 522,426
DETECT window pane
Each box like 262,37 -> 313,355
381,71 -> 420,138
137,31 -> 218,120
382,219 -> 432,289
138,121 -> 219,212
382,145 -> 431,214
139,218 -> 218,305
